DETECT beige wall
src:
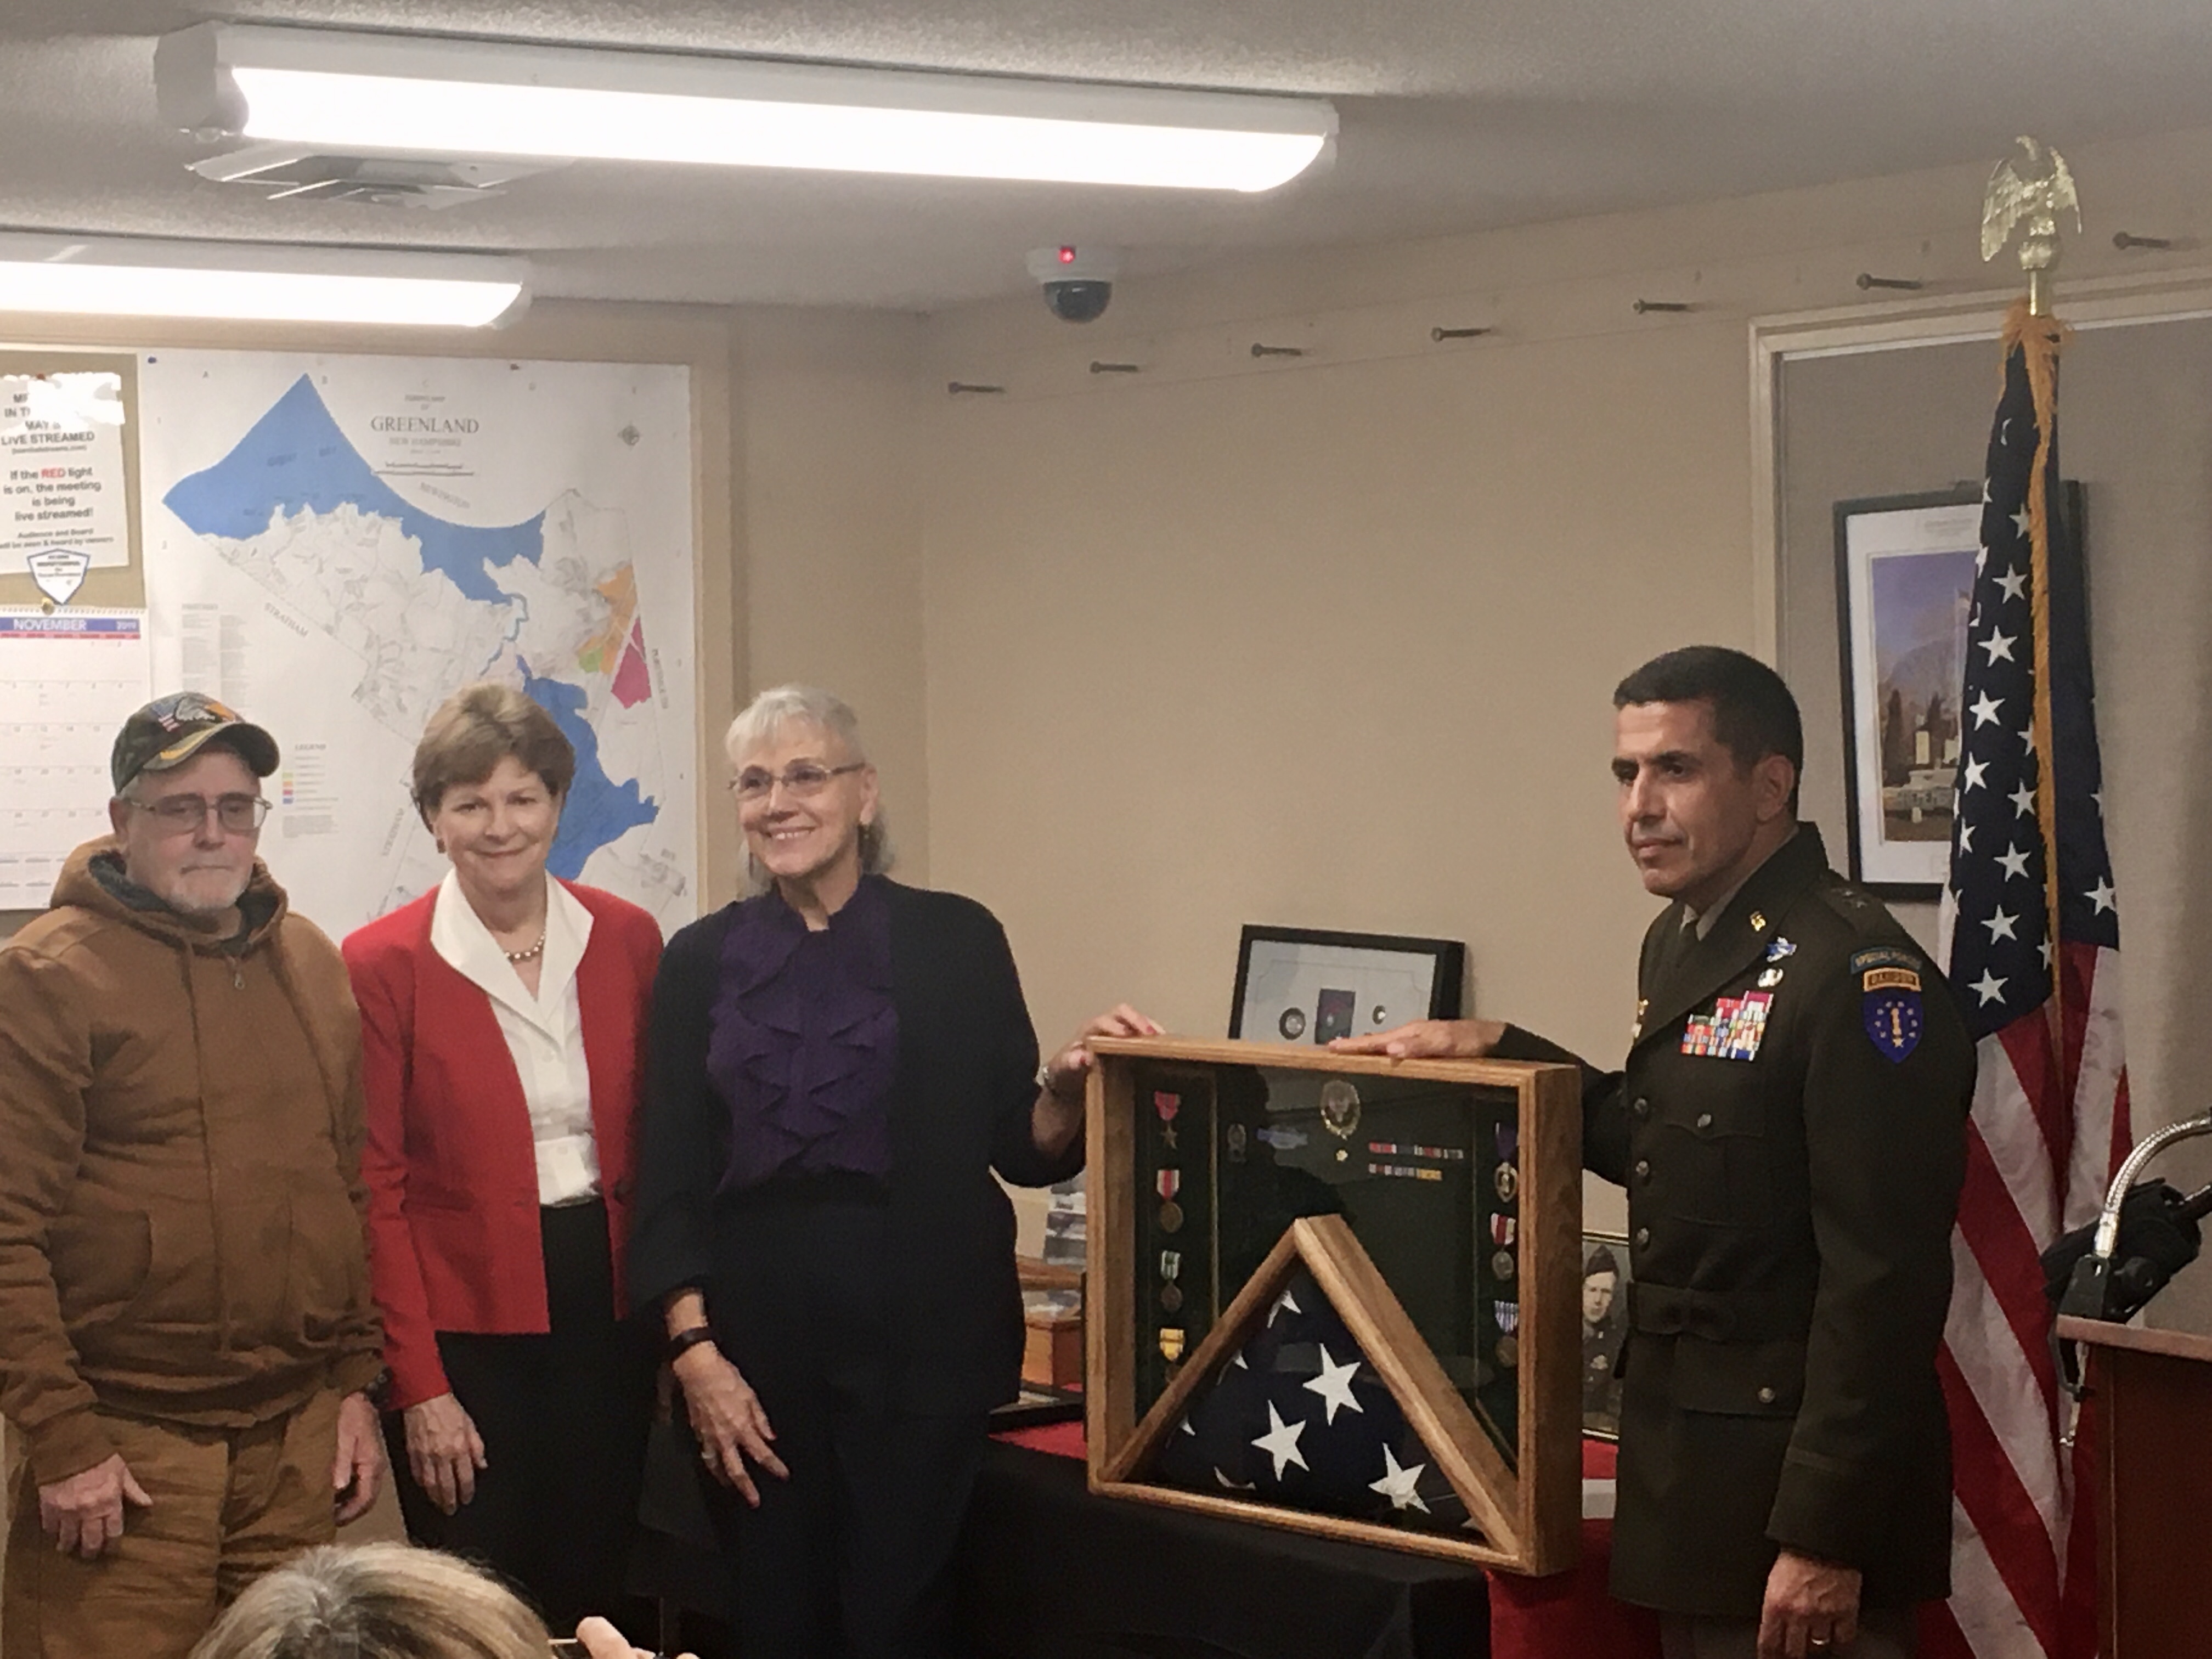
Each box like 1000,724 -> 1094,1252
727,306 -> 933,892
913,124 -> 2212,1237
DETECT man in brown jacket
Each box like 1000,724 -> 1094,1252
0,693 -> 385,1659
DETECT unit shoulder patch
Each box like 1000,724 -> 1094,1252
1858,952 -> 1925,1063
1848,945 -> 1923,975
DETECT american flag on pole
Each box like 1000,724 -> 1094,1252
1925,302 -> 2129,1659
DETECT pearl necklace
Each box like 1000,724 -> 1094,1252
504,928 -> 548,964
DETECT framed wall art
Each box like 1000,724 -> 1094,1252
1833,490 -> 1980,896
1578,1233 -> 1629,1441
1228,926 -> 1465,1046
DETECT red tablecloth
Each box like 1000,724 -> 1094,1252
1485,1438 -> 1661,1659
994,1419 -> 1662,1658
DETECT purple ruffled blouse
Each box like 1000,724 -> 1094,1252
705,875 -> 899,1190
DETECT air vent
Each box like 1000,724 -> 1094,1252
187,144 -> 561,209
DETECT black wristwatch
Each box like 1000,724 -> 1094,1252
666,1325 -> 718,1363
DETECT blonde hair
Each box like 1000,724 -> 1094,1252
724,684 -> 894,887
187,1544 -> 551,1659
411,682 -> 576,824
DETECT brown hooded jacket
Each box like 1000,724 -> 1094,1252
0,838 -> 381,1485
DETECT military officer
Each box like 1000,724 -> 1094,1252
1336,646 -> 1973,1659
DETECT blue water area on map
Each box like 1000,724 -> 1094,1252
161,375 -> 545,604
522,665 -> 659,879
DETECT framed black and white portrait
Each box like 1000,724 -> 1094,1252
1579,1232 -> 1630,1440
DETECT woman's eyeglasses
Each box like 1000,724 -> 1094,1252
727,762 -> 865,802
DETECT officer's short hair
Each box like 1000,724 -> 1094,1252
1614,646 -> 1803,811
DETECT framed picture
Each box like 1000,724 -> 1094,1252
1579,1233 -> 1629,1440
1228,925 -> 1465,1045
1834,490 -> 1981,896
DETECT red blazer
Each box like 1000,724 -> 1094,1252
344,881 -> 663,1410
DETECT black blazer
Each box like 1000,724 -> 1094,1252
1497,826 -> 1974,1617
629,879 -> 1080,1417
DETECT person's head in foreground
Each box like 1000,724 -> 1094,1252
185,1543 -> 674,1659
1610,645 -> 1803,915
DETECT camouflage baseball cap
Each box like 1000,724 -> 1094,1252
111,692 -> 280,794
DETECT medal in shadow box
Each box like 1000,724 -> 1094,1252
1083,1036 -> 1583,1575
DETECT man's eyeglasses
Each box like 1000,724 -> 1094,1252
124,793 -> 271,835
727,762 -> 865,803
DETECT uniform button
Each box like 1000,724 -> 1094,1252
1634,1227 -> 1651,1248
1632,1096 -> 1651,1120
1633,1159 -> 1651,1181
1757,1386 -> 1778,1404
1695,1111 -> 1714,1130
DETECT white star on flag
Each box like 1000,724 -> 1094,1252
1302,1344 -> 1364,1425
2010,504 -> 2032,537
1214,1468 -> 1255,1491
1970,969 -> 2007,1007
2008,782 -> 2036,818
1970,691 -> 2004,729
2019,725 -> 2035,757
1996,567 -> 2028,601
2085,877 -> 2117,915
1995,844 -> 2032,881
1980,630 -> 2017,664
1962,758 -> 1989,793
1957,823 -> 1974,853
1251,1403 -> 1308,1480
1268,1287 -> 1301,1326
1368,1445 -> 1430,1514
1982,909 -> 2018,943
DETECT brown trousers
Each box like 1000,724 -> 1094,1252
3,1392 -> 339,1659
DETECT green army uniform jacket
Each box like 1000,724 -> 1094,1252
1497,825 -> 1974,1617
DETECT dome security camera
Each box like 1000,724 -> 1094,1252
1026,245 -> 1120,323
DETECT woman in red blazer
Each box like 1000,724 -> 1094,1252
343,682 -> 663,1637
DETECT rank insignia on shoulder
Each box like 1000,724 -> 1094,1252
1863,979 -> 1924,1063
1757,967 -> 1785,989
1765,937 -> 1797,963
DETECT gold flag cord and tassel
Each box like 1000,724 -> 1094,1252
2004,298 -> 2070,1041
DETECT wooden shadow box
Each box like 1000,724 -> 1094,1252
1083,1036 -> 1582,1575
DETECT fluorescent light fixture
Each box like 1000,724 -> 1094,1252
0,234 -> 529,328
156,22 -> 1336,193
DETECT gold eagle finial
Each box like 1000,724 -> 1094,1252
1983,137 -> 2080,313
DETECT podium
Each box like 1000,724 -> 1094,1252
2056,1314 -> 2212,1656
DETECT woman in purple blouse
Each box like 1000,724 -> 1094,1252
629,684 -> 1153,1658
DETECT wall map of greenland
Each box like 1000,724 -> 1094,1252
141,352 -> 697,938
